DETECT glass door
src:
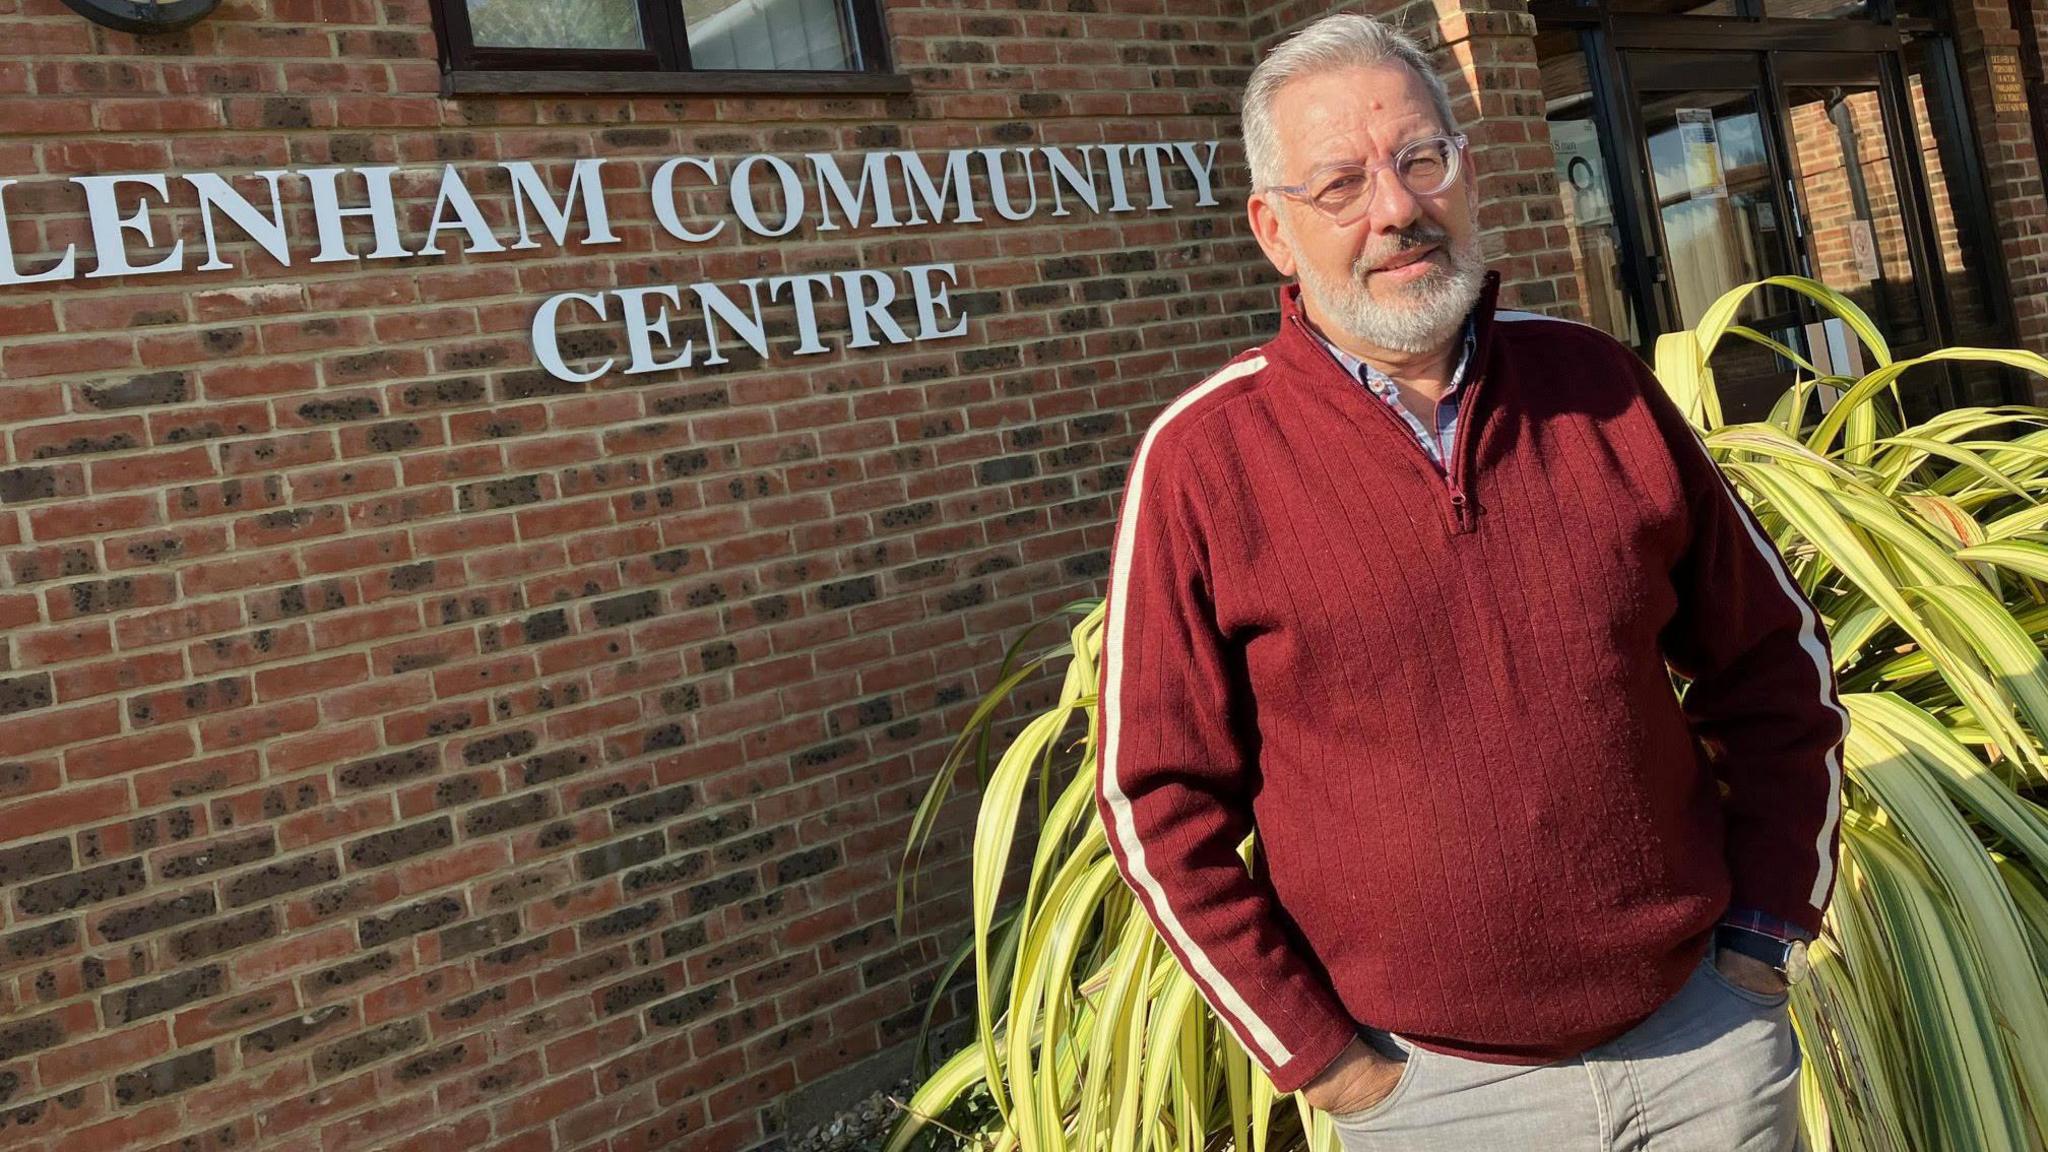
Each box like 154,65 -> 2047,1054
1897,36 -> 2018,410
1535,6 -> 2023,416
1623,50 -> 1809,420
1772,50 -> 1953,416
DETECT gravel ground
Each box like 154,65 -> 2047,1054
785,1073 -> 925,1152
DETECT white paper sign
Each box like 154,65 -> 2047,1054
1675,109 -> 1727,200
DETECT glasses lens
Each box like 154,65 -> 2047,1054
1307,165 -> 1371,219
1298,137 -> 1461,225
1397,137 -> 1457,197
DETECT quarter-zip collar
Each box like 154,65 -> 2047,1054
1306,313 -> 1477,469
1267,268 -> 1505,535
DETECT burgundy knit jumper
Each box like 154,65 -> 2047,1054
1094,270 -> 1849,1095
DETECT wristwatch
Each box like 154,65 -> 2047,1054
1715,923 -> 1811,985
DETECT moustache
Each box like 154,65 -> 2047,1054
1353,227 -> 1451,277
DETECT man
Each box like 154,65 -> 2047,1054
1094,13 -> 1848,1151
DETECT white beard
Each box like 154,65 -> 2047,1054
1286,214 -> 1486,355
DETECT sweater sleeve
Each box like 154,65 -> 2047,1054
1095,427 -> 1359,1096
1634,356 -> 1851,937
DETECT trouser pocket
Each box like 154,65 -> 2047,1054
1329,1034 -> 1424,1128
1701,951 -> 1790,1009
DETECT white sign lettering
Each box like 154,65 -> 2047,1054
0,140 -> 1225,381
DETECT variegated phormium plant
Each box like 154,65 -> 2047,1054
886,276 -> 2048,1152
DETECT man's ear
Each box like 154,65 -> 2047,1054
1247,192 -> 1298,280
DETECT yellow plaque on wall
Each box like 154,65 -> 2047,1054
1989,48 -> 2030,117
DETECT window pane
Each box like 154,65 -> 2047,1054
1905,40 -> 2019,406
684,0 -> 858,71
1642,92 -> 1794,327
1905,43 -> 2001,341
1540,32 -> 1642,344
1784,85 -> 1928,346
466,0 -> 646,50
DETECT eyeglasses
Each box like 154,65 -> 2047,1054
1258,133 -> 1470,226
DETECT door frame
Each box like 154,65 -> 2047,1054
1768,49 -> 1951,367
1616,48 -> 1809,339
1535,2 -> 2022,406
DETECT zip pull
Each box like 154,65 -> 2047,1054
1449,488 -> 1469,528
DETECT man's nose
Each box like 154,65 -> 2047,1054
1363,165 -> 1425,233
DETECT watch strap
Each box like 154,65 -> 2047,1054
1715,923 -> 1793,974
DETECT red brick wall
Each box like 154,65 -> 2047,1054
1946,0 -> 2048,375
0,1 -> 1273,1150
9,0 -> 2043,1149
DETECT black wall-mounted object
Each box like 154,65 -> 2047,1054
60,0 -> 221,34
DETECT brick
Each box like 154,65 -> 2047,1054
574,832 -> 666,881
65,728 -> 195,782
92,447 -> 218,491
105,966 -> 225,1025
239,1003 -> 350,1062
51,650 -> 187,706
610,784 -> 698,828
78,802 -> 205,865
335,746 -> 439,792
0,464 -> 85,504
303,951 -> 399,997
2,919 -> 79,968
460,792 -> 551,838
95,890 -> 217,943
438,912 -> 521,959
623,854 -> 708,896
685,872 -> 760,915
156,830 -> 277,881
169,908 -> 277,961
436,981 -> 529,1029
17,858 -> 148,917
253,652 -> 368,701
0,837 -> 71,886
27,494 -> 161,540
817,577 -> 879,609
0,1005 -> 88,1062
357,895 -> 465,948
648,986 -> 725,1029
36,1020 -> 172,1087
392,1040 -> 478,1086
228,922 -> 357,985
144,1121 -> 255,1152
580,901 -> 662,944
394,838 -> 506,895
313,1017 -> 424,1080
345,818 -> 452,870
114,1048 -> 217,1106
224,852 -> 340,908
126,677 -> 250,728
0,674 -> 53,717
172,982 -> 300,1046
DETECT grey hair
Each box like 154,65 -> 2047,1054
1243,13 -> 1458,188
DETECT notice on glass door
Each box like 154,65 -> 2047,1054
1849,219 -> 1881,280
1675,108 -> 1727,200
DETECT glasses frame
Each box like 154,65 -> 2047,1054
1258,133 -> 1471,226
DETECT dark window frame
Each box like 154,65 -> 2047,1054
1531,0 -> 2024,407
427,0 -> 910,97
